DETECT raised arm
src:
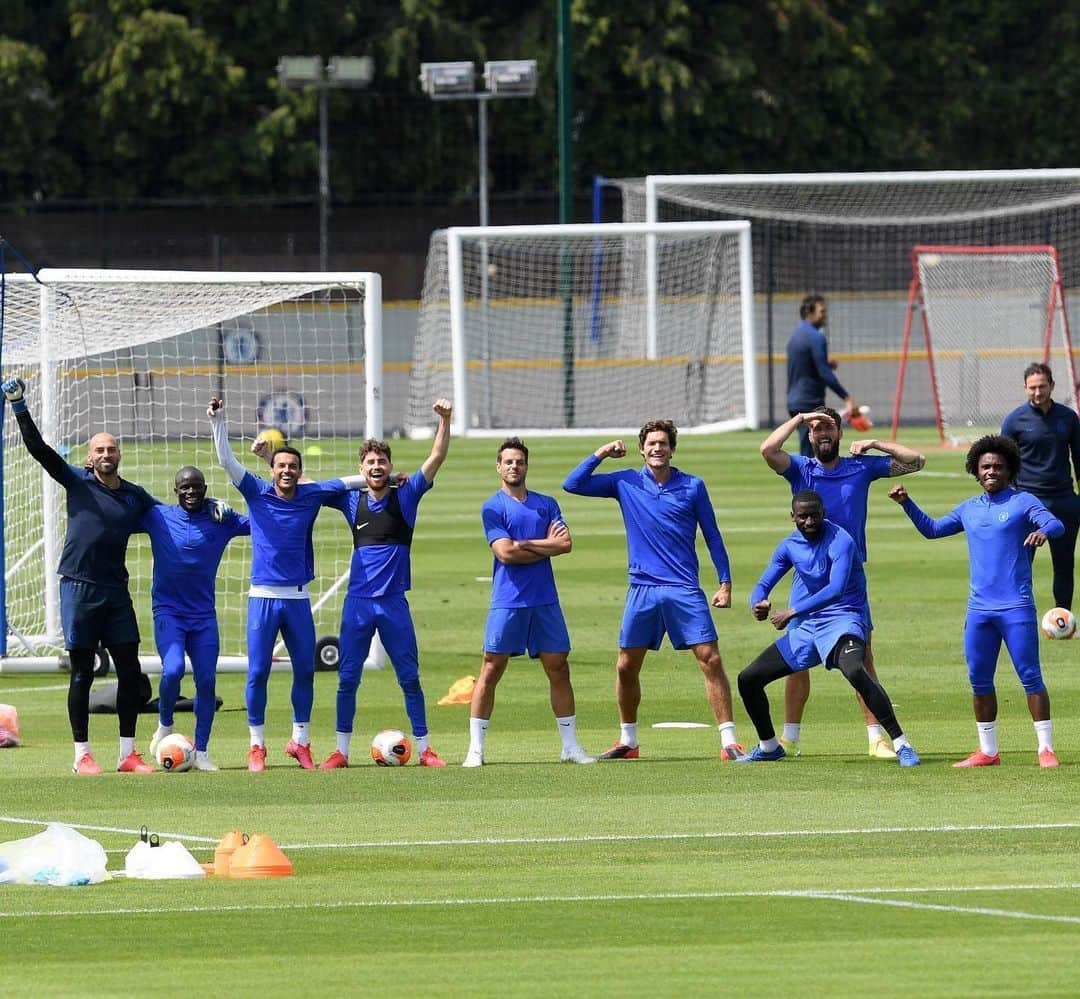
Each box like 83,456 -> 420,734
888,483 -> 963,539
760,412 -> 836,473
206,398 -> 245,486
2,377 -> 71,484
420,398 -> 452,483
562,441 -> 625,497
847,436 -> 926,476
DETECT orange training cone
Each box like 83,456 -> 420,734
437,675 -> 476,706
228,834 -> 293,878
213,829 -> 248,877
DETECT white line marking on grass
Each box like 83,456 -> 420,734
4,883 -> 1080,921
276,821 -> 1080,851
810,891 -> 1080,925
0,684 -> 69,694
0,816 -> 217,844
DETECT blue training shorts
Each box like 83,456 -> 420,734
485,604 -> 571,658
619,584 -> 717,651
964,605 -> 1045,696
776,614 -> 867,672
61,578 -> 139,650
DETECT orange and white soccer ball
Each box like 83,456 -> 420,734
1041,607 -> 1076,640
155,733 -> 195,772
371,729 -> 412,767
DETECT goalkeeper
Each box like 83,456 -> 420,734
2,376 -> 161,775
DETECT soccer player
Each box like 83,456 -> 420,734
319,399 -> 453,769
207,396 -> 365,772
3,375 -> 160,774
140,466 -> 250,771
785,294 -> 858,456
760,406 -> 925,759
890,435 -> 1064,768
463,437 -> 594,768
737,490 -> 920,766
563,419 -> 744,761
1001,362 -> 1080,610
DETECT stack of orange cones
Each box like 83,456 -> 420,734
228,834 -> 292,878
210,829 -> 248,876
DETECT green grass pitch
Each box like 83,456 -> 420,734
2,428 -> 1080,996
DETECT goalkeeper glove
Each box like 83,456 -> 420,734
204,497 -> 234,523
2,376 -> 26,412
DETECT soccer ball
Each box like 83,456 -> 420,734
371,729 -> 412,767
155,733 -> 195,772
1041,607 -> 1076,640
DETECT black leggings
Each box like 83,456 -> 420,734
738,636 -> 902,742
68,643 -> 142,742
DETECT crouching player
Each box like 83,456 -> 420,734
142,466 -> 250,771
737,490 -> 920,766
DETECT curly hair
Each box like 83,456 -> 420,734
964,435 -> 1020,483
359,438 -> 392,462
638,419 -> 677,450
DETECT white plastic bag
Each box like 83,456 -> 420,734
0,823 -> 108,886
124,839 -> 205,880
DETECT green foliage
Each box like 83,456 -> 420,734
5,3 -> 1080,202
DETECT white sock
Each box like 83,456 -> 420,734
893,734 -> 910,751
74,741 -> 91,765
249,725 -> 265,748
1034,718 -> 1053,752
119,736 -> 135,759
415,735 -> 429,755
291,722 -> 310,746
194,750 -> 217,771
619,722 -> 638,748
718,721 -> 737,749
867,724 -> 883,743
336,731 -> 352,757
782,723 -> 801,743
760,737 -> 780,752
469,717 -> 490,754
977,721 -> 998,756
153,723 -> 172,743
556,715 -> 577,750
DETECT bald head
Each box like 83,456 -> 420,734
86,433 -> 121,483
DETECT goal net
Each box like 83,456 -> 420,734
611,171 -> 1080,428
0,269 -> 383,668
894,245 -> 1076,446
406,222 -> 756,437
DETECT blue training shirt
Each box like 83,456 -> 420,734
750,520 -> 867,626
236,471 -> 350,587
563,455 -> 730,588
482,489 -> 564,609
781,453 -> 892,562
900,489 -> 1064,611
1001,400 -> 1080,497
329,469 -> 432,597
786,320 -> 848,411
138,505 -> 250,617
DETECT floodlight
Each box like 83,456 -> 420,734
328,56 -> 375,88
483,60 -> 538,97
277,56 -> 323,88
419,62 -> 476,97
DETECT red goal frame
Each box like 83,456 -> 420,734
891,244 -> 1077,446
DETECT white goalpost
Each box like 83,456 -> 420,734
893,245 -> 1077,446
0,269 -> 385,672
406,221 -> 757,437
612,169 -> 1080,429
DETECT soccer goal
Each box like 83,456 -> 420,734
406,221 -> 757,437
0,269 -> 384,671
892,245 -> 1077,446
610,170 -> 1080,428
